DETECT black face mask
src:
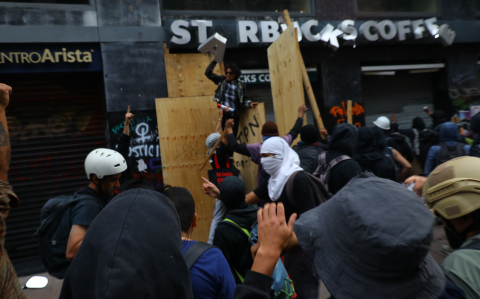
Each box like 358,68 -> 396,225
444,217 -> 480,249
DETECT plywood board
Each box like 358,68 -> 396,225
156,96 -> 219,242
233,103 -> 266,193
268,25 -> 306,146
164,53 -> 224,98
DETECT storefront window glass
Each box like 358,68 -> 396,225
358,0 -> 437,13
0,0 -> 89,4
163,0 -> 312,13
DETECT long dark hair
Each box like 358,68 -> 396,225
224,63 -> 241,77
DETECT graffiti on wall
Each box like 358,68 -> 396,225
449,74 -> 480,110
330,101 -> 364,127
109,111 -> 163,187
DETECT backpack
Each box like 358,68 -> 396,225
183,242 -> 215,270
293,144 -> 324,174
383,147 -> 398,182
418,129 -> 439,167
436,143 -> 466,166
312,151 -> 351,193
221,219 -> 296,299
390,133 -> 414,163
34,194 -> 84,279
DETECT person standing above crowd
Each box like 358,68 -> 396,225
226,105 -> 307,187
314,123 -> 362,194
205,61 -> 258,137
424,122 -> 470,176
292,125 -> 326,174
408,156 -> 480,299
163,185 -> 236,299
116,106 -> 135,183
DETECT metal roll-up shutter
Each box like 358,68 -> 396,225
2,72 -> 107,261
362,72 -> 433,129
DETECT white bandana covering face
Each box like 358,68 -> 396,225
260,137 -> 303,201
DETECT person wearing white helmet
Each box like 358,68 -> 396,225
65,148 -> 127,262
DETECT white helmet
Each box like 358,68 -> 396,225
84,148 -> 127,179
373,116 -> 391,130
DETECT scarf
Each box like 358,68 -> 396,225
260,137 -> 303,201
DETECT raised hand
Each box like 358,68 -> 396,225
202,177 -> 220,198
298,104 -> 308,117
125,106 -> 134,126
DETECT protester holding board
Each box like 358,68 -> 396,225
205,61 -> 259,136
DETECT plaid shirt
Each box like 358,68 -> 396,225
223,81 -> 237,109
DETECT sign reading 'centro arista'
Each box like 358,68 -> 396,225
170,18 -> 456,50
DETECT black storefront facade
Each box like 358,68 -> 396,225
1,0 -> 480,272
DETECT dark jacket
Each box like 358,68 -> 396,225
354,127 -> 396,181
324,124 -> 362,194
116,133 -> 134,183
293,142 -> 324,174
59,188 -> 193,299
205,61 -> 251,113
213,204 -> 258,284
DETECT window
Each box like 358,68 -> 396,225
0,0 -> 88,4
358,0 -> 437,13
163,0 -> 312,13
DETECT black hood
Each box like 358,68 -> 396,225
412,117 -> 426,131
224,204 -> 258,229
354,127 -> 385,164
329,123 -> 358,157
60,188 -> 193,299
372,127 -> 388,151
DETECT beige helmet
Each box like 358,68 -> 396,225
424,156 -> 480,220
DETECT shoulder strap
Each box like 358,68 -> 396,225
183,242 -> 215,270
320,154 -> 352,190
222,218 -> 251,242
286,171 -> 301,208
312,151 -> 326,177
460,240 -> 480,251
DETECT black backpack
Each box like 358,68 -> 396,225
390,134 -> 414,163
436,143 -> 466,166
418,129 -> 439,168
34,194 -> 84,279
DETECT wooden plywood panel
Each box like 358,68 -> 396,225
156,96 -> 219,242
233,103 -> 266,193
164,53 -> 224,98
268,25 -> 306,146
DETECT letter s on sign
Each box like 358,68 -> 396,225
171,20 -> 191,45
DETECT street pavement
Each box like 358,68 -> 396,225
19,224 -> 450,299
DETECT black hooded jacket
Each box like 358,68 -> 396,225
213,205 -> 258,284
59,188 -> 193,299
325,124 -> 362,194
354,127 -> 396,181
470,113 -> 480,158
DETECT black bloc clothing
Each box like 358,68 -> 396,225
213,205 -> 258,284
59,188 -> 193,299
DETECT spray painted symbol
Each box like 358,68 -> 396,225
136,123 -> 150,144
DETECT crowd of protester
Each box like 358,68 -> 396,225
2,63 -> 480,299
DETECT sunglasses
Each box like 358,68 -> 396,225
226,72 -> 235,75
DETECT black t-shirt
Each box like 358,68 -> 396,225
70,186 -> 107,227
209,141 -> 234,169
253,172 -> 319,220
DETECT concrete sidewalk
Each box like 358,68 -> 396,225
19,225 -> 450,299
